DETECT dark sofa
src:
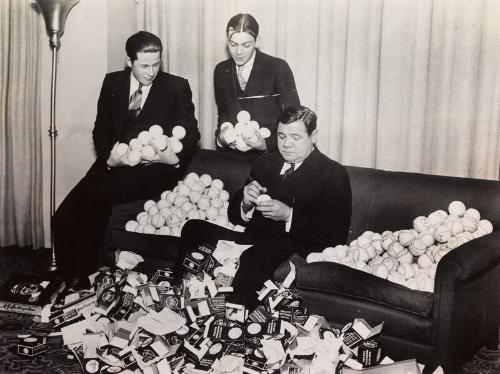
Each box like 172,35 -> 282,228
103,149 -> 500,372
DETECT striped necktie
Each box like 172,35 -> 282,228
128,83 -> 143,118
281,163 -> 295,181
237,65 -> 247,91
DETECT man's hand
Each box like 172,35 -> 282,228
218,126 -> 237,149
256,199 -> 292,222
107,142 -> 134,167
243,129 -> 267,151
152,139 -> 180,166
242,180 -> 267,213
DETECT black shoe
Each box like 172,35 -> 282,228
66,274 -> 91,292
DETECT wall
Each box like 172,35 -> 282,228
41,0 -> 137,247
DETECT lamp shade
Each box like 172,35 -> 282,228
35,0 -> 79,48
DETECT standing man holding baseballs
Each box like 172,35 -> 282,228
52,31 -> 200,288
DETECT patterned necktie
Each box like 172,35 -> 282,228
128,83 -> 143,118
281,163 -> 295,181
237,65 -> 247,91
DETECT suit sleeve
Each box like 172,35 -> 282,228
264,59 -> 301,152
227,157 -> 262,226
92,75 -> 116,163
290,164 -> 352,246
214,66 -> 229,145
174,78 -> 200,167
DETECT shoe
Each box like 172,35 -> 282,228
66,274 -> 91,292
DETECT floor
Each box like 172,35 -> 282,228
0,246 -> 499,374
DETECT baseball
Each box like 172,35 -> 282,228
236,110 -> 251,124
125,220 -> 139,232
256,194 -> 271,203
172,125 -> 186,140
259,127 -> 271,139
115,143 -> 129,156
138,131 -> 152,145
149,124 -> 163,137
129,138 -> 142,150
169,137 -> 183,153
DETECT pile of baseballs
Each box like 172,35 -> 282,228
306,201 -> 493,292
219,110 -> 271,152
125,172 -> 233,237
114,124 -> 186,166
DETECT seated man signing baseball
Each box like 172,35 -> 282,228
177,105 -> 351,308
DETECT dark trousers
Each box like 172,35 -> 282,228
177,219 -> 322,309
52,161 -> 183,278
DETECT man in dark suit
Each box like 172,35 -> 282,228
53,31 -> 199,287
214,14 -> 300,155
178,105 -> 351,308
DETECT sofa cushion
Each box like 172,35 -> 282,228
279,255 -> 434,317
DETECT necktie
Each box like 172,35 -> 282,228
237,65 -> 247,91
281,163 -> 295,181
128,83 -> 143,118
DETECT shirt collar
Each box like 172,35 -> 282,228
129,72 -> 152,96
237,49 -> 257,78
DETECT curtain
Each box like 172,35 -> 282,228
0,1 -> 44,248
137,0 -> 500,180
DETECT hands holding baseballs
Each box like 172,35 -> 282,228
242,180 -> 291,221
218,110 -> 271,152
106,124 -> 186,167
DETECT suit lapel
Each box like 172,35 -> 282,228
244,49 -> 265,95
112,71 -> 131,137
279,148 -> 321,184
138,75 -> 161,120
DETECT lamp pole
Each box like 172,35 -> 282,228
35,0 -> 79,271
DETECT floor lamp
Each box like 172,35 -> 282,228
36,0 -> 79,272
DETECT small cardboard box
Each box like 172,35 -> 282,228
343,318 -> 384,351
17,336 -> 47,356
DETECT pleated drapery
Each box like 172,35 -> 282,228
0,1 -> 44,248
137,0 -> 500,180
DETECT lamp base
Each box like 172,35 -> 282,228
35,248 -> 58,274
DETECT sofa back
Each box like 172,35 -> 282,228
347,165 -> 500,241
186,150 -> 500,243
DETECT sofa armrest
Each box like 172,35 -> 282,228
435,231 -> 500,282
432,231 -> 500,368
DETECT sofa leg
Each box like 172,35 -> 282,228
486,328 -> 499,350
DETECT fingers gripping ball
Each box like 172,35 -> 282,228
256,194 -> 271,204
151,135 -> 168,151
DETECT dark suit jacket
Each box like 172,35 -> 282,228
228,148 -> 352,248
214,49 -> 300,153
92,69 -> 200,167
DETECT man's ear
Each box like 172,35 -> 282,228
255,36 -> 261,48
311,129 -> 318,144
126,57 -> 132,68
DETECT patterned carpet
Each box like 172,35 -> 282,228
0,247 -> 498,374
